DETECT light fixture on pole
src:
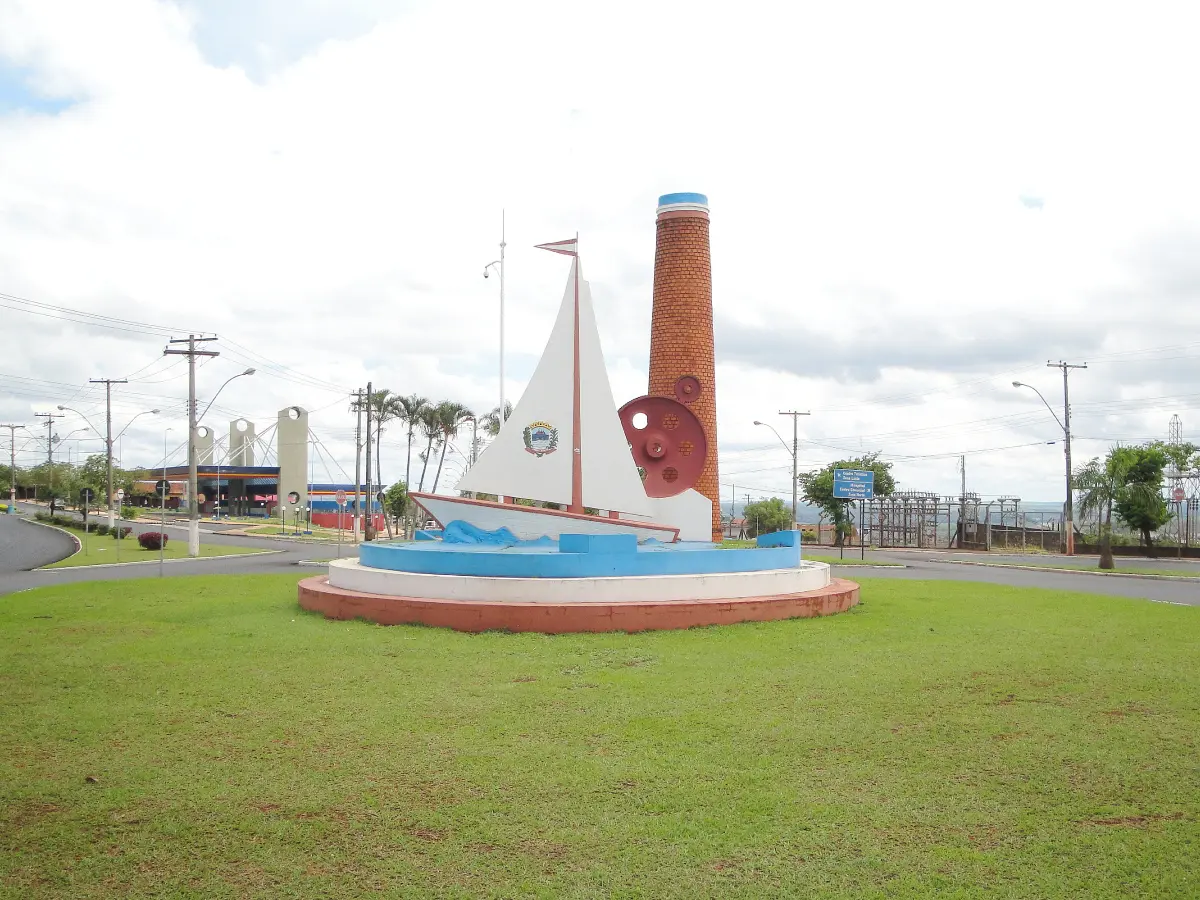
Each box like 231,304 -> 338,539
199,369 -> 256,422
754,414 -> 809,530
113,410 -> 160,444
60,405 -> 160,527
1013,378 -> 1077,555
483,210 -> 506,431
184,366 -> 254,555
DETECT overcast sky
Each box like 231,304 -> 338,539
2,0 -> 1198,505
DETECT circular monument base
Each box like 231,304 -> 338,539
297,574 -> 860,634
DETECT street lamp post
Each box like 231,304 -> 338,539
1013,380 -> 1075,555
60,405 -> 158,528
189,368 -> 255,556
754,415 -> 810,529
484,210 -> 506,430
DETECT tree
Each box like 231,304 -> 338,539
383,480 -> 408,526
482,401 -> 513,438
370,389 -> 402,489
394,394 -> 429,493
1075,441 -> 1195,567
742,497 -> 792,538
431,402 -> 474,493
1074,451 -> 1123,569
799,453 -> 895,547
79,453 -> 109,498
417,406 -> 442,492
1112,442 -> 1177,556
0,463 -> 16,497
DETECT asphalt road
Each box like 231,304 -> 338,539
0,504 -> 1196,605
0,513 -> 78,573
0,504 -> 340,595
851,550 -> 1200,606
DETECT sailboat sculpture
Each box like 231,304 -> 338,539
409,238 -> 680,542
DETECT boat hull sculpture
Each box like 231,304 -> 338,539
408,492 -> 679,543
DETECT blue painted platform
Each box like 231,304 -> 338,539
358,527 -> 803,579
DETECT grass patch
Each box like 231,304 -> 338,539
1,576 -> 1197,897
243,523 -> 349,540
944,559 -> 1200,578
40,525 -> 269,568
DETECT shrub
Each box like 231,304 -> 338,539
95,524 -> 111,536
113,526 -> 133,540
121,506 -> 140,520
138,531 -> 168,551
35,512 -> 49,523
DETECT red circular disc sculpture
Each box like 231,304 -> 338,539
619,395 -> 708,498
674,375 -> 702,404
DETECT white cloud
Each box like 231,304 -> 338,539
2,0 -> 1199,502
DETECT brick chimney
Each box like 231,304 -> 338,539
649,193 -> 721,541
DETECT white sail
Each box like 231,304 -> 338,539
577,277 -> 655,515
455,260 -> 579,505
455,256 -> 655,517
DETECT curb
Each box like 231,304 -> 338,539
927,558 -> 1200,582
35,549 -> 282,571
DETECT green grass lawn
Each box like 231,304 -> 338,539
1,575 -> 1197,898
946,558 -> 1200,578
243,523 -> 348,540
41,526 -> 270,568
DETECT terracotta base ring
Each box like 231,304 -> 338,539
297,575 -> 860,634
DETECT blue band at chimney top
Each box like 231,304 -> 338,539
657,192 -> 709,211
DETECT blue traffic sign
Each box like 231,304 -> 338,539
833,468 -> 874,499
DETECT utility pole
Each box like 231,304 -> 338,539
2,424 -> 24,509
1048,360 -> 1087,555
35,413 -> 64,511
90,378 -> 128,528
778,411 -> 811,530
364,381 -> 373,542
350,389 -> 365,543
959,454 -> 966,548
164,335 -> 220,557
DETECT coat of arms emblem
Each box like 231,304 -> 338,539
522,421 -> 559,457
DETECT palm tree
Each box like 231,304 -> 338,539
417,405 -> 442,492
482,401 -> 513,438
1075,446 -> 1141,571
370,389 -> 401,489
1074,456 -> 1118,570
432,402 -> 475,493
394,394 -> 429,491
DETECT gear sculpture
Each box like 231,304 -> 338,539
618,392 -> 707,498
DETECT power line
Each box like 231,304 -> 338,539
0,290 -> 188,336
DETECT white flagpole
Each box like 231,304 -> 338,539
500,210 -> 506,428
